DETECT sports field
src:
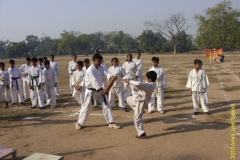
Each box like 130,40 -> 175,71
0,53 -> 239,160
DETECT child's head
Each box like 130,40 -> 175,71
44,60 -> 50,69
146,71 -> 157,82
111,57 -> 119,66
194,59 -> 202,70
9,59 -> 15,68
83,58 -> 90,67
38,58 -> 43,65
0,62 -> 5,70
151,57 -> 159,67
95,50 -> 100,54
49,54 -> 54,61
72,54 -> 77,61
43,57 -> 48,62
26,57 -> 31,65
127,54 -> 133,62
136,52 -> 141,59
76,61 -> 83,70
92,54 -> 103,67
32,57 -> 38,66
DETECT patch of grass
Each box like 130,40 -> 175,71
177,77 -> 188,85
223,86 -> 240,92
208,76 -> 218,82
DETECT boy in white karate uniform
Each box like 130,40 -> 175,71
108,57 -> 127,112
72,61 -> 86,106
122,54 -> 137,101
8,59 -> 24,105
28,57 -> 45,109
126,71 -> 157,138
0,62 -> 10,108
68,54 -> 77,96
49,55 -> 60,96
186,59 -> 210,115
76,54 -> 120,130
42,60 -> 58,108
20,57 -> 31,101
38,58 -> 46,101
132,52 -> 143,82
148,57 -> 168,114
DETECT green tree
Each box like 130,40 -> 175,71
39,36 -> 59,56
6,41 -> 29,58
176,31 -> 193,52
195,0 -> 240,48
25,35 -> 40,52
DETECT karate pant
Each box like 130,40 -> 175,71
148,87 -> 164,112
109,87 -> 126,108
42,85 -> 47,101
30,88 -> 44,107
124,83 -> 136,101
45,86 -> 56,107
204,92 -> 208,104
10,85 -> 24,103
69,75 -> 74,95
127,96 -> 145,136
136,76 -> 143,82
77,89 -> 114,125
0,85 -> 10,102
192,92 -> 209,112
72,87 -> 85,106
22,81 -> 30,100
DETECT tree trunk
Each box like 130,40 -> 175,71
173,44 -> 177,55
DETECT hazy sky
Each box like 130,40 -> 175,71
0,0 -> 239,42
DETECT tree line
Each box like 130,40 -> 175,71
0,0 -> 239,58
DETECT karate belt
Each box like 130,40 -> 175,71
71,69 -> 76,72
87,87 -> 107,105
31,76 -> 39,91
11,77 -> 20,90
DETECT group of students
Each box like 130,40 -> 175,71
0,55 -> 60,109
0,51 -> 210,138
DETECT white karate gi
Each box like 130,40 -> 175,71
20,64 -> 31,100
132,58 -> 143,82
0,70 -> 10,103
68,60 -> 77,95
186,68 -> 209,113
77,64 -> 115,125
204,73 -> 209,104
42,67 -> 58,107
122,61 -> 137,100
28,66 -> 45,108
127,81 -> 156,136
108,65 -> 126,108
72,69 -> 86,106
38,64 -> 47,101
50,61 -> 60,96
148,66 -> 168,112
8,66 -> 24,103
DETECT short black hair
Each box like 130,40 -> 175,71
152,57 -> 159,63
32,57 -> 38,62
136,52 -> 141,56
111,57 -> 119,62
26,57 -> 31,61
38,58 -> 43,62
92,54 -> 103,61
127,53 -> 132,58
49,54 -> 54,58
76,61 -> 83,67
146,71 -> 157,82
72,54 -> 77,57
43,57 -> 47,60
44,60 -> 50,65
9,59 -> 15,64
83,58 -> 90,64
0,62 -> 5,67
194,59 -> 202,64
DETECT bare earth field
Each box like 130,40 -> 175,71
0,53 -> 239,160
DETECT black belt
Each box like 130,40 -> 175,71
87,88 -> 107,105
11,77 -> 20,90
71,69 -> 76,72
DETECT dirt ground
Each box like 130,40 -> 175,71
0,53 -> 239,160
